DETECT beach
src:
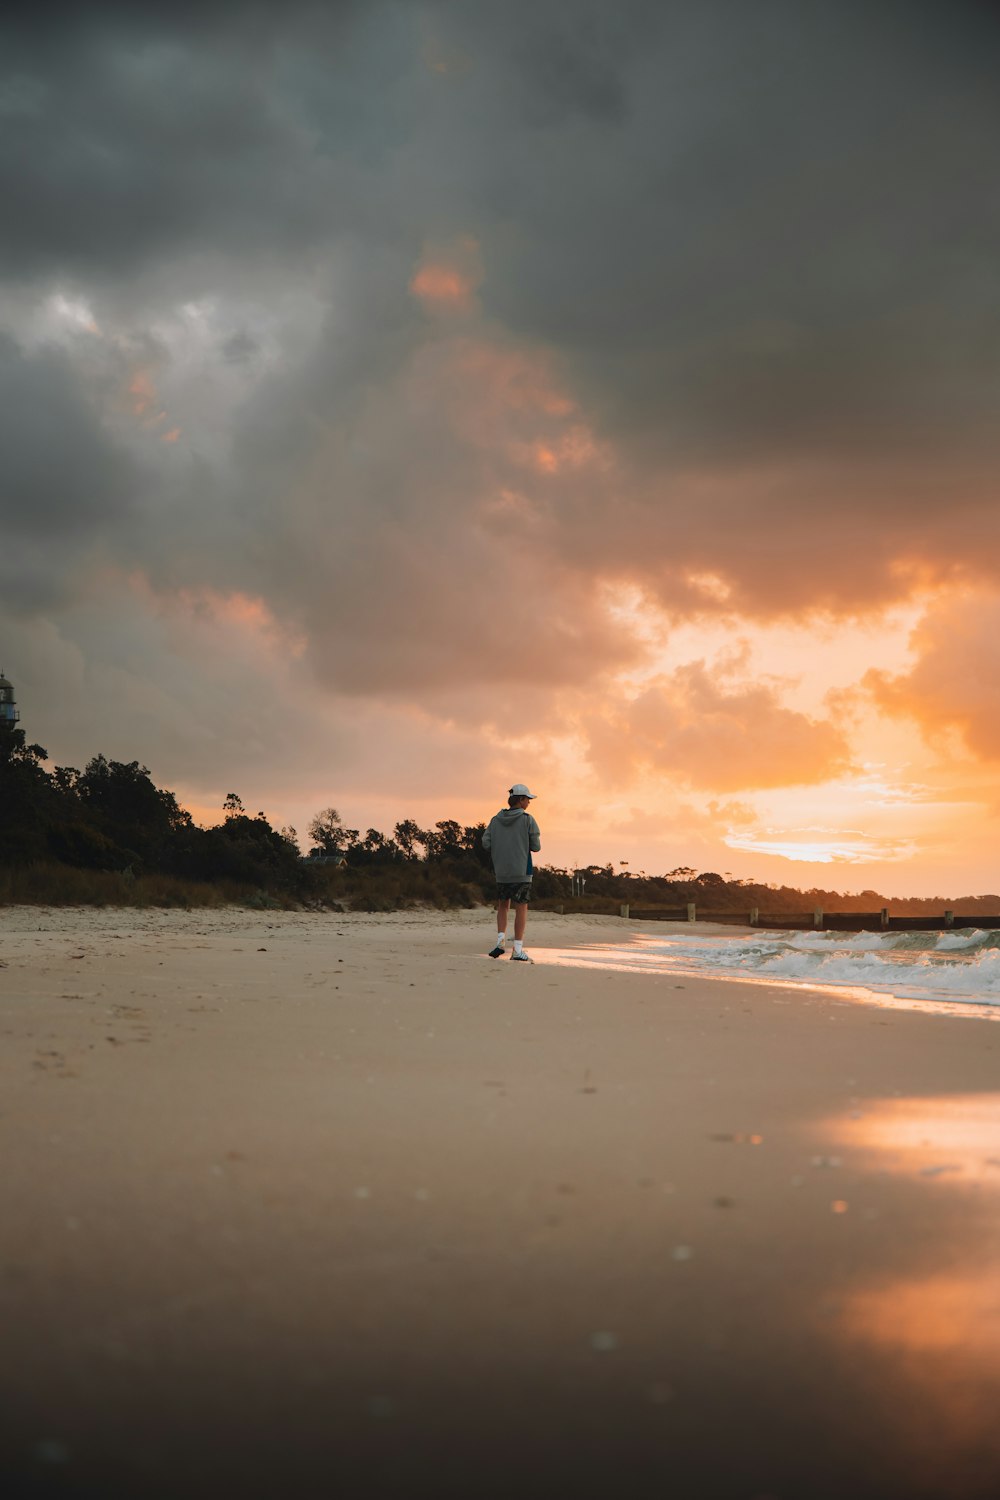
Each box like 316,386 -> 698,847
3,905 -> 1000,1499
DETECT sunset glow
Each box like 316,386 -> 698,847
410,240 -> 483,314
4,3 -> 999,895
8,15 -> 1000,1500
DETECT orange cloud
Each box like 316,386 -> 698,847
127,365 -> 174,436
125,572 -> 307,658
128,369 -> 159,418
410,264 -> 474,308
528,425 -> 606,476
454,340 -> 574,416
584,657 -> 852,791
724,826 -> 918,864
410,238 -> 483,315
182,586 -> 305,648
866,588 -> 1000,761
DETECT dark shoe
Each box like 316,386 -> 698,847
488,944 -> 506,958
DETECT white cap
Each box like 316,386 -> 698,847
509,783 -> 537,799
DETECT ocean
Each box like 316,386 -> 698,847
541,926 -> 1000,1014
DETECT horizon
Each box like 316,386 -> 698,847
4,2 -> 1000,900
12,714 -> 1000,906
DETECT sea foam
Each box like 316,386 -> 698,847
545,926 -> 1000,1009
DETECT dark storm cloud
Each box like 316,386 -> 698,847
211,238 -> 643,693
454,1 -> 1000,464
3,0 -> 1000,704
0,0 -> 412,281
219,329 -> 259,364
0,333 -> 137,607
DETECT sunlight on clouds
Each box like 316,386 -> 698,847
555,588 -> 994,881
724,827 -> 918,864
529,424 -> 606,475
410,238 -> 483,315
684,570 -> 732,603
582,653 -> 850,792
411,263 -> 476,309
182,588 -> 307,655
867,586 -> 1000,763
50,294 -> 100,335
124,361 -> 175,441
5,0 -> 1000,909
851,768 -> 971,816
127,369 -> 162,420
644,603 -> 924,714
127,573 -> 308,660
454,338 -> 575,417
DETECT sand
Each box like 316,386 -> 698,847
2,904 -> 1000,1499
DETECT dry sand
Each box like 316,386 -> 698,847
2,904 -> 1000,1499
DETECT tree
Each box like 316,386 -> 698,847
76,756 -> 190,867
392,819 -> 424,859
423,820 -> 463,860
51,765 -> 80,796
308,807 -> 358,857
170,807 -> 301,887
0,727 -> 57,863
461,822 -> 491,869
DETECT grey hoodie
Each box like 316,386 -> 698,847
482,808 -> 541,884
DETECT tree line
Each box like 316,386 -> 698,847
3,723 -> 997,913
2,727 -> 301,890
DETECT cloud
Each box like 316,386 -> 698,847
0,332 -> 139,607
410,238 -> 483,316
2,0 -> 999,890
206,248 -> 642,695
866,590 -> 1000,762
724,826 -> 919,866
583,654 -> 851,790
0,2 -> 379,283
6,1 -> 1000,641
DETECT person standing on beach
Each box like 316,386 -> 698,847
482,784 -> 541,962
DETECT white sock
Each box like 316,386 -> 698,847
513,939 -> 523,955
496,933 -> 506,946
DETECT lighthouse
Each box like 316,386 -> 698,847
0,670 -> 19,729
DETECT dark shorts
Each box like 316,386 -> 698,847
496,882 -> 532,904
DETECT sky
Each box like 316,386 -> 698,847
3,0 -> 1000,896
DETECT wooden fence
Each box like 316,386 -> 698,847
540,901 -> 1000,933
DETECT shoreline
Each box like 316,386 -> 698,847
7,895 -> 1000,1021
4,905 -> 1000,1497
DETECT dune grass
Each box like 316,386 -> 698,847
0,863 -> 293,910
0,860 -> 490,912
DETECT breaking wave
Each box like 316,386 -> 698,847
549,926 -> 1000,1009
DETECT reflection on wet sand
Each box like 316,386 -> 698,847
828,1091 -> 1000,1190
846,1270 -> 1000,1357
821,1093 -> 1000,1487
829,1093 -> 1000,1355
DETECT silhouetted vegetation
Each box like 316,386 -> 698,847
0,726 -> 301,905
3,722 -> 998,913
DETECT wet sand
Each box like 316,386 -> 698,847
2,905 -> 1000,1499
